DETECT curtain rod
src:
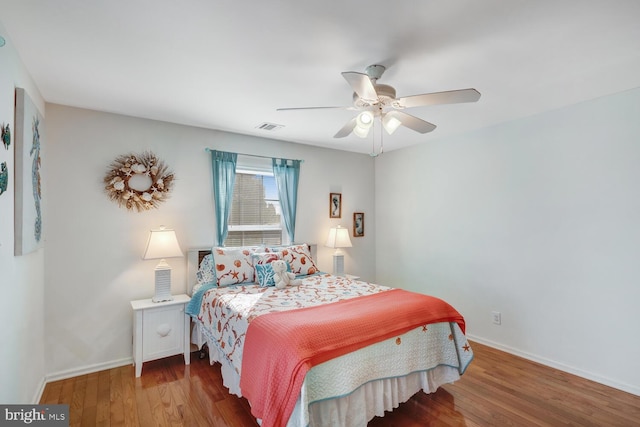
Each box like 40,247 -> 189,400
205,148 -> 304,163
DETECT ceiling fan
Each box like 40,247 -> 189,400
278,64 -> 481,139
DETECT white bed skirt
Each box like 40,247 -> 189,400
204,334 -> 461,427
292,365 -> 460,426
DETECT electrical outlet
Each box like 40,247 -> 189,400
492,311 -> 502,325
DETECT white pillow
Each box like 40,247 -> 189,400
212,247 -> 255,286
278,244 -> 319,277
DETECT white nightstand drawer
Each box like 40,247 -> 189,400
142,305 -> 185,361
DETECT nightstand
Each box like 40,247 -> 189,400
131,294 -> 191,377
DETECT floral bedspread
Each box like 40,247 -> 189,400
189,274 -> 391,375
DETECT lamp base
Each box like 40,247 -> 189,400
332,253 -> 345,276
152,260 -> 173,303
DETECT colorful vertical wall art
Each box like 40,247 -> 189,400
14,88 -> 44,255
1,122 -> 10,149
0,123 -> 9,196
0,162 -> 7,195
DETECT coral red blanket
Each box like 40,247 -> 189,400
239,288 -> 466,427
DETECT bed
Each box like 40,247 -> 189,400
186,244 -> 473,427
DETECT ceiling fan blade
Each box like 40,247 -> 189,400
334,118 -> 357,138
277,106 -> 349,111
397,88 -> 481,109
342,72 -> 378,102
387,111 -> 436,134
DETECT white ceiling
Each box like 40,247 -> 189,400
1,1 -> 640,154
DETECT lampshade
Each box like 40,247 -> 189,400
325,225 -> 353,249
143,227 -> 183,260
142,226 -> 183,303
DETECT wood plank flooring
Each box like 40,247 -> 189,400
40,341 -> 640,426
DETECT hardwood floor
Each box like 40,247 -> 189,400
40,342 -> 640,426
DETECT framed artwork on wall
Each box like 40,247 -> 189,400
14,87 -> 44,256
0,162 -> 7,196
329,193 -> 341,218
1,122 -> 10,198
353,212 -> 364,237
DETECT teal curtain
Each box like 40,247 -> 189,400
272,158 -> 301,243
210,150 -> 237,245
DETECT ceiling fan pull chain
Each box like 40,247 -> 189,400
368,119 -> 384,157
372,120 -> 376,155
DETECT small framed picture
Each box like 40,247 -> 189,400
329,193 -> 342,218
353,212 -> 364,237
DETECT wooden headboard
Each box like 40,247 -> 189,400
186,244 -> 317,295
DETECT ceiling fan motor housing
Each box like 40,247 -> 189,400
353,84 -> 397,109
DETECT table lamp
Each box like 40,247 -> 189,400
142,226 -> 183,302
325,225 -> 352,276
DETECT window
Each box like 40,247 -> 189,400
224,169 -> 283,247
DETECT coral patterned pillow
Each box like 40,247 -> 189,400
255,263 -> 276,287
255,261 -> 292,287
251,252 -> 281,283
278,244 -> 318,277
212,248 -> 254,286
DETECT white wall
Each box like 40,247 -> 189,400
375,87 -> 640,395
43,104 -> 375,377
0,25 -> 47,403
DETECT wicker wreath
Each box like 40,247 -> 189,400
104,151 -> 175,212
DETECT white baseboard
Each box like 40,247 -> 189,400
32,377 -> 46,404
44,357 -> 134,384
467,334 -> 640,397
33,357 -> 133,404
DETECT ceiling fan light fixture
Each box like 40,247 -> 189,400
353,125 -> 371,138
353,111 -> 374,138
356,111 -> 373,126
382,114 -> 402,135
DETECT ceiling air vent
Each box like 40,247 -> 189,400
256,122 -> 284,131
